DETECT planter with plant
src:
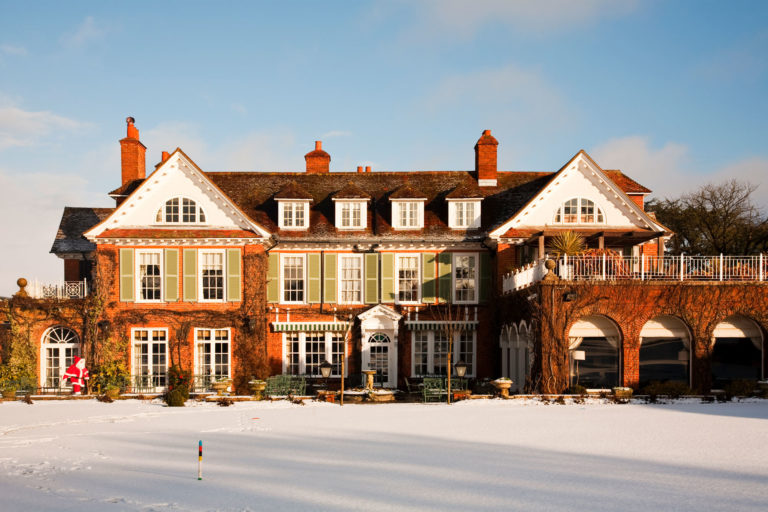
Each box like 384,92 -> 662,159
248,379 -> 267,400
491,377 -> 513,398
92,361 -> 129,398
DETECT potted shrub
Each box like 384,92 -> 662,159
92,361 -> 130,398
248,379 -> 267,400
211,378 -> 231,396
0,364 -> 19,400
612,387 -> 633,399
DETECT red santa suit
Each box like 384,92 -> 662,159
63,357 -> 89,395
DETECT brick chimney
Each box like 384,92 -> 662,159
474,129 -> 498,186
120,117 -> 146,186
305,141 -> 330,174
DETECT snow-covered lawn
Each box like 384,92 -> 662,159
1,398 -> 767,511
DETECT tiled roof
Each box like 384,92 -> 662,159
97,229 -> 258,239
332,182 -> 371,200
108,179 -> 144,197
274,180 -> 314,200
389,184 -> 427,200
51,207 -> 114,254
604,171 -> 651,194
446,180 -> 484,199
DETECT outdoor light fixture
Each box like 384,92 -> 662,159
320,360 -> 333,391
454,359 -> 468,393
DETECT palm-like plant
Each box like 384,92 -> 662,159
547,231 -> 585,258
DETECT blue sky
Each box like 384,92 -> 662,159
0,0 -> 766,294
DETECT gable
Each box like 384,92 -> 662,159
489,151 -> 664,238
85,150 -> 271,240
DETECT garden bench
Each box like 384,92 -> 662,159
265,375 -> 307,397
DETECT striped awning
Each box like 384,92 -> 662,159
405,321 -> 478,332
272,322 -> 351,333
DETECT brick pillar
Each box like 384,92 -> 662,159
691,331 -> 712,393
622,332 -> 640,389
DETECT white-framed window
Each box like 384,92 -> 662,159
453,253 -> 478,304
136,249 -> 162,302
392,200 -> 424,229
156,197 -> 206,224
448,200 -> 481,229
199,250 -> 225,302
281,254 -> 306,303
339,254 -> 363,304
554,198 -> 605,224
282,332 -> 346,377
41,326 -> 80,388
396,254 -> 420,304
335,200 -> 366,230
195,328 -> 231,381
411,330 -> 472,377
131,328 -> 168,390
278,201 -> 310,230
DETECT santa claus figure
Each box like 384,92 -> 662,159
63,356 -> 90,395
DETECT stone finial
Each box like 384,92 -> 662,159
14,278 -> 28,297
542,259 -> 560,282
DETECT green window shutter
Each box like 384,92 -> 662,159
364,253 -> 379,304
164,249 -> 179,302
479,252 -> 492,302
183,249 -> 197,302
119,248 -> 134,302
381,253 -> 395,303
227,248 -> 241,302
324,253 -> 337,303
438,252 -> 452,303
307,253 -> 321,303
422,252 -> 436,303
267,252 -> 279,303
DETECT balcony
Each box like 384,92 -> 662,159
26,279 -> 89,299
503,254 -> 767,294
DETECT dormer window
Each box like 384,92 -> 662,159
333,200 -> 367,230
392,200 -> 424,230
554,198 -> 604,224
448,200 -> 482,229
156,197 -> 206,224
278,200 -> 310,230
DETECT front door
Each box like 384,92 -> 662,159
367,333 -> 394,387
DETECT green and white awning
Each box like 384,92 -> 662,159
405,321 -> 478,332
272,322 -> 351,333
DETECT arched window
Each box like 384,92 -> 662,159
41,326 -> 80,388
156,197 -> 206,224
554,198 -> 604,224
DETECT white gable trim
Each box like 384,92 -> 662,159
488,151 -> 665,239
85,149 -> 271,241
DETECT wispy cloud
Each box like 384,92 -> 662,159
0,105 -> 84,150
321,130 -> 352,139
391,0 -> 639,41
592,136 -> 768,208
0,44 -> 27,57
61,16 -> 107,48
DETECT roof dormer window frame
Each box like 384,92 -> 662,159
391,199 -> 426,230
155,196 -> 207,225
277,199 -> 311,230
332,198 -> 368,230
447,198 -> 482,229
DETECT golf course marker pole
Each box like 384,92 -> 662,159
198,440 -> 202,480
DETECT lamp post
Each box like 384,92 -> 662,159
320,360 -> 332,394
454,359 -> 467,395
571,350 -> 585,388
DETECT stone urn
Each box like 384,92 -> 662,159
104,387 -> 120,400
211,380 -> 230,396
492,379 -> 513,398
2,388 -> 16,400
248,379 -> 267,400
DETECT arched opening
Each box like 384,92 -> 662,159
40,326 -> 80,388
368,332 -> 392,387
639,316 -> 690,388
569,316 -> 620,389
712,316 -> 763,389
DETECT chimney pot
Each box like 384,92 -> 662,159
161,151 -> 170,162
315,141 -> 322,150
357,166 -> 363,173
365,166 -> 371,173
483,129 -> 491,136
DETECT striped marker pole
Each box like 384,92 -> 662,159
198,440 -> 203,480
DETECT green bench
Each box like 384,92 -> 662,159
422,376 -> 469,402
265,375 -> 307,397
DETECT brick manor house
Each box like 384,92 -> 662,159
2,118 -> 766,394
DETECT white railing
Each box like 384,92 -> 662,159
502,259 -> 548,293
502,254 -> 766,295
28,279 -> 88,299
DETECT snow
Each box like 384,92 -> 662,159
1,398 -> 767,511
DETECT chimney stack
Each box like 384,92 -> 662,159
120,117 -> 146,186
305,140 -> 330,174
365,166 -> 371,173
161,151 -> 170,163
474,129 -> 498,187
357,166 -> 363,173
